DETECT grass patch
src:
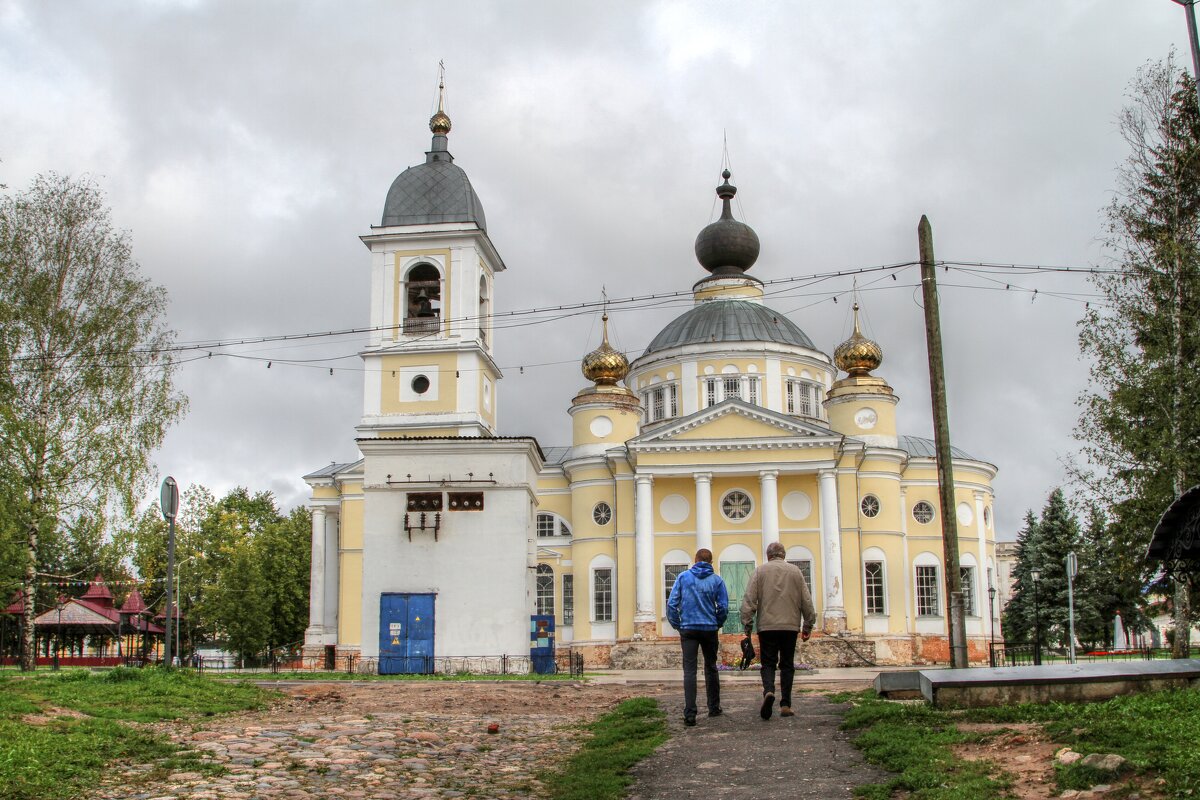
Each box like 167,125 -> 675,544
964,688 -> 1200,796
0,667 -> 272,800
541,697 -> 667,800
832,691 -> 1010,799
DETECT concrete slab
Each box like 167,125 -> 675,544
920,659 -> 1200,708
874,669 -> 923,698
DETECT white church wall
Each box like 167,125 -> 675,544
357,442 -> 538,660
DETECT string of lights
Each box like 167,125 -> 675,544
0,259 -> 1122,377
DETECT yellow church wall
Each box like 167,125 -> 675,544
379,353 -> 459,415
338,552 -> 363,646
696,357 -> 764,375
312,486 -> 341,500
856,474 -> 903,533
673,414 -> 783,440
392,248 -> 452,333
709,476 -> 761,532
571,405 -> 641,446
616,534 -> 636,639
535,492 -> 572,521
653,477 -> 695,532
340,497 -> 364,550
537,474 -> 569,492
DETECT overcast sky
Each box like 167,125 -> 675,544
0,1 -> 1187,538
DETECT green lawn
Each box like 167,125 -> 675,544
541,697 -> 668,800
0,667 -> 271,800
836,687 -> 1200,798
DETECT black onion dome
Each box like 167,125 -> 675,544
644,299 -> 816,356
380,110 -> 487,231
694,170 -> 760,275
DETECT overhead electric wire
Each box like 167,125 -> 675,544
0,259 -> 1123,376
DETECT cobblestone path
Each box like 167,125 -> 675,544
93,681 -> 660,800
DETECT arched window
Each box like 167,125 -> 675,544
535,564 -> 554,616
536,513 -> 571,538
862,546 -> 887,616
404,263 -> 441,335
914,551 -> 942,617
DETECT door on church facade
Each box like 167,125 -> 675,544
378,593 -> 435,674
720,561 -> 755,634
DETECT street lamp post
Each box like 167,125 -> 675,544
1031,570 -> 1042,666
988,584 -> 998,667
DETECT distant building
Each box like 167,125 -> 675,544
995,540 -> 1019,609
303,101 -> 1001,669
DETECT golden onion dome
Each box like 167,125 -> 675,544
430,68 -> 452,135
429,109 -> 452,136
834,303 -> 883,376
582,313 -> 629,386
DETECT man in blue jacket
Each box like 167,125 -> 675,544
666,548 -> 729,726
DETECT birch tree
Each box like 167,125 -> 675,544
0,174 -> 186,670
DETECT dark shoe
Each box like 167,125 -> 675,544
684,714 -> 696,727
780,705 -> 794,717
760,692 -> 775,720
708,708 -> 723,717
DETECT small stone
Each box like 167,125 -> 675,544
411,731 -> 441,742
1060,791 -> 1081,799
1091,785 -> 1112,793
1080,753 -> 1126,773
697,761 -> 722,769
1056,747 -> 1084,765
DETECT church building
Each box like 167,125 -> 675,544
303,98 -> 1000,670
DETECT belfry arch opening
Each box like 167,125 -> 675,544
404,263 -> 442,334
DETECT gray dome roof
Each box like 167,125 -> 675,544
381,134 -> 487,231
644,299 -> 816,355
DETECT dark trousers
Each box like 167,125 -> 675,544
679,629 -> 721,717
758,629 -> 799,707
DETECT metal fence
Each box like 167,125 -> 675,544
195,647 -> 585,679
989,642 -> 1176,667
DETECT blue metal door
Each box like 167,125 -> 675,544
379,593 -> 435,674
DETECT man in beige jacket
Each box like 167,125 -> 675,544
740,541 -> 816,720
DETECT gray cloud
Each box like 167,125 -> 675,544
0,0 -> 1185,534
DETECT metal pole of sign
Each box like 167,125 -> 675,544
160,476 -> 180,668
1066,552 -> 1078,664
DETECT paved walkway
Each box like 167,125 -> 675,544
627,685 -> 888,799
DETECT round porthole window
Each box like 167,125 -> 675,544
593,502 -> 612,526
411,374 -> 431,394
860,495 -> 881,518
912,501 -> 935,524
721,490 -> 753,521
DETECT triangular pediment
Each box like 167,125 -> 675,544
33,600 -> 116,627
630,399 -> 841,448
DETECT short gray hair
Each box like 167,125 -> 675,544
766,542 -> 786,560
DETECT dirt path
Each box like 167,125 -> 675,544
625,686 -> 888,799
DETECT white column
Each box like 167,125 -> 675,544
634,474 -> 655,622
975,491 -> 989,617
900,489 -> 912,631
305,506 -> 327,646
818,470 -> 847,628
759,470 -> 780,555
323,513 -> 339,638
694,473 -> 713,553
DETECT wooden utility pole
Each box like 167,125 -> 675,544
918,216 -> 968,669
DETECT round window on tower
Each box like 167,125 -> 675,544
721,490 -> 753,522
592,502 -> 612,526
912,501 -> 935,525
411,375 -> 431,394
860,495 -> 881,518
